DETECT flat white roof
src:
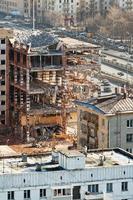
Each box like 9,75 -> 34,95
60,150 -> 85,158
0,148 -> 132,174
86,149 -> 133,167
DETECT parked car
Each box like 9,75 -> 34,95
117,72 -> 124,76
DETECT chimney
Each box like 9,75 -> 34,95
22,154 -> 27,162
123,84 -> 127,99
115,87 -> 118,95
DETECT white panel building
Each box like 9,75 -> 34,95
0,29 -> 12,131
0,147 -> 133,200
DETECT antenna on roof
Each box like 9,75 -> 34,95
2,156 -> 5,173
32,0 -> 35,31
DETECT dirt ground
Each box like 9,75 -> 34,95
10,141 -> 73,154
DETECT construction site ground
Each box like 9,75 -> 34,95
10,141 -> 73,155
0,132 -> 76,155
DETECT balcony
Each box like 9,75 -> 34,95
84,192 -> 104,200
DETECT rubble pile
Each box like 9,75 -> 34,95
14,30 -> 59,47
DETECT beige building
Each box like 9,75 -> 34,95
42,0 -> 80,25
77,94 -> 133,153
0,0 -> 132,23
0,0 -> 24,16
26,0 -> 81,25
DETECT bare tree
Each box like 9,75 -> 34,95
103,6 -> 128,40
42,11 -> 64,27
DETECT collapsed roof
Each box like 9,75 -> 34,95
14,30 -> 59,48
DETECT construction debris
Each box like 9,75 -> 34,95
14,30 -> 58,47
6,30 -> 101,146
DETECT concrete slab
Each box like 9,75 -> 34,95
0,145 -> 17,156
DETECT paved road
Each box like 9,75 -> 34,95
104,55 -> 133,65
101,63 -> 133,84
101,49 -> 133,84
103,49 -> 133,63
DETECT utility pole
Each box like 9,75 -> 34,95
129,35 -> 132,54
126,49 -> 130,91
32,0 -> 35,31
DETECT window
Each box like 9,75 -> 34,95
24,190 -> 30,199
1,111 -> 5,115
1,81 -> 5,85
127,119 -> 133,128
1,120 -> 5,124
88,184 -> 99,193
40,189 -> 46,198
1,50 -> 5,54
1,70 -> 5,75
63,189 -> 71,195
121,182 -> 128,191
7,191 -> 14,200
1,39 -> 5,44
126,148 -> 132,153
106,183 -> 113,193
1,101 -> 5,105
54,188 -> 71,196
1,60 -> 5,65
1,91 -> 5,95
126,134 -> 133,142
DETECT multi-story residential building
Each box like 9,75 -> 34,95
8,30 -> 65,140
77,94 -> 133,152
126,0 -> 133,10
0,147 -> 133,200
0,0 -> 133,24
23,0 -> 46,22
0,0 -> 24,16
0,29 -> 12,134
85,0 -> 133,16
7,29 -> 100,141
44,0 -> 80,25
21,0 -> 80,25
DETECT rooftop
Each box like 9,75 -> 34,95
0,147 -> 133,174
86,148 -> 133,167
0,28 -> 13,38
60,150 -> 85,158
59,37 -> 99,50
13,30 -> 58,48
76,94 -> 133,114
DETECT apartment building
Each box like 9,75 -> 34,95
44,0 -> 80,25
85,0 -> 133,16
0,147 -> 133,200
77,94 -> 133,152
8,30 -> 65,140
101,0 -> 133,11
0,0 -> 24,16
20,0 -> 79,25
0,29 -> 12,133
23,0 -> 47,22
8,29 -> 100,141
126,0 -> 133,10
